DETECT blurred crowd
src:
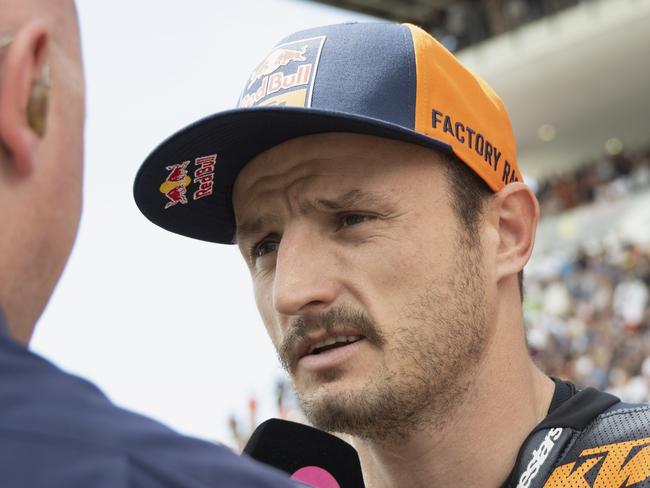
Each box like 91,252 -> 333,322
526,240 -> 650,402
536,146 -> 650,216
420,0 -> 581,51
522,145 -> 650,402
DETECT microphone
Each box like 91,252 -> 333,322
243,419 -> 365,488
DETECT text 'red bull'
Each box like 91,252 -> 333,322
240,64 -> 312,108
193,155 -> 216,200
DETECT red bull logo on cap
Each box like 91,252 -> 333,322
159,154 -> 218,210
159,161 -> 191,209
239,36 -> 326,109
247,46 -> 307,89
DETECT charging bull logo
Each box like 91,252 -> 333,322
247,46 -> 307,89
544,437 -> 650,487
158,154 -> 218,210
239,36 -> 326,109
159,161 -> 191,209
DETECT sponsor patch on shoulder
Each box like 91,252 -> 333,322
238,36 -> 326,109
159,154 -> 217,209
543,436 -> 650,487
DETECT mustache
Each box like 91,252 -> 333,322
278,306 -> 385,373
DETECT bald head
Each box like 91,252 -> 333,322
0,0 -> 84,343
0,0 -> 79,44
0,0 -> 77,26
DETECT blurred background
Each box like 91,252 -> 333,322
32,0 -> 650,450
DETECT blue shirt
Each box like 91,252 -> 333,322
0,311 -> 300,487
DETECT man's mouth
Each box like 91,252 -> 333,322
291,333 -> 368,372
307,335 -> 363,355
280,308 -> 384,373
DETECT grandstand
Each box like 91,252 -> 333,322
229,0 -> 650,447
309,0 -> 583,51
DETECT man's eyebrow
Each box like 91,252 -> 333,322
310,189 -> 393,211
235,190 -> 393,243
235,214 -> 280,243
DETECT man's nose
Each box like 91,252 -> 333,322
272,228 -> 340,317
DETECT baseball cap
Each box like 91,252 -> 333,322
133,22 -> 522,244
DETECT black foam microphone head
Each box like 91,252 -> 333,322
243,419 -> 365,488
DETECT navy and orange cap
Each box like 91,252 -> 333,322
133,22 -> 522,244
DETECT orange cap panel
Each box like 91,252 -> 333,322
406,24 -> 521,191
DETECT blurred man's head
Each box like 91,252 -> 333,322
0,0 -> 85,343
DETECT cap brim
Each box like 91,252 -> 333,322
133,106 -> 453,244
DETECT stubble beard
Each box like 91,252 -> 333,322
285,235 -> 489,442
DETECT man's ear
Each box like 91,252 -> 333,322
0,21 -> 49,177
489,182 -> 539,282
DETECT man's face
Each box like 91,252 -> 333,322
233,133 -> 492,440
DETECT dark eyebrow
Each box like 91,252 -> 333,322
235,190 -> 394,243
235,214 -> 280,244
310,190 -> 393,212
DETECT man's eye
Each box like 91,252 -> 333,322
252,239 -> 279,258
340,213 -> 376,228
